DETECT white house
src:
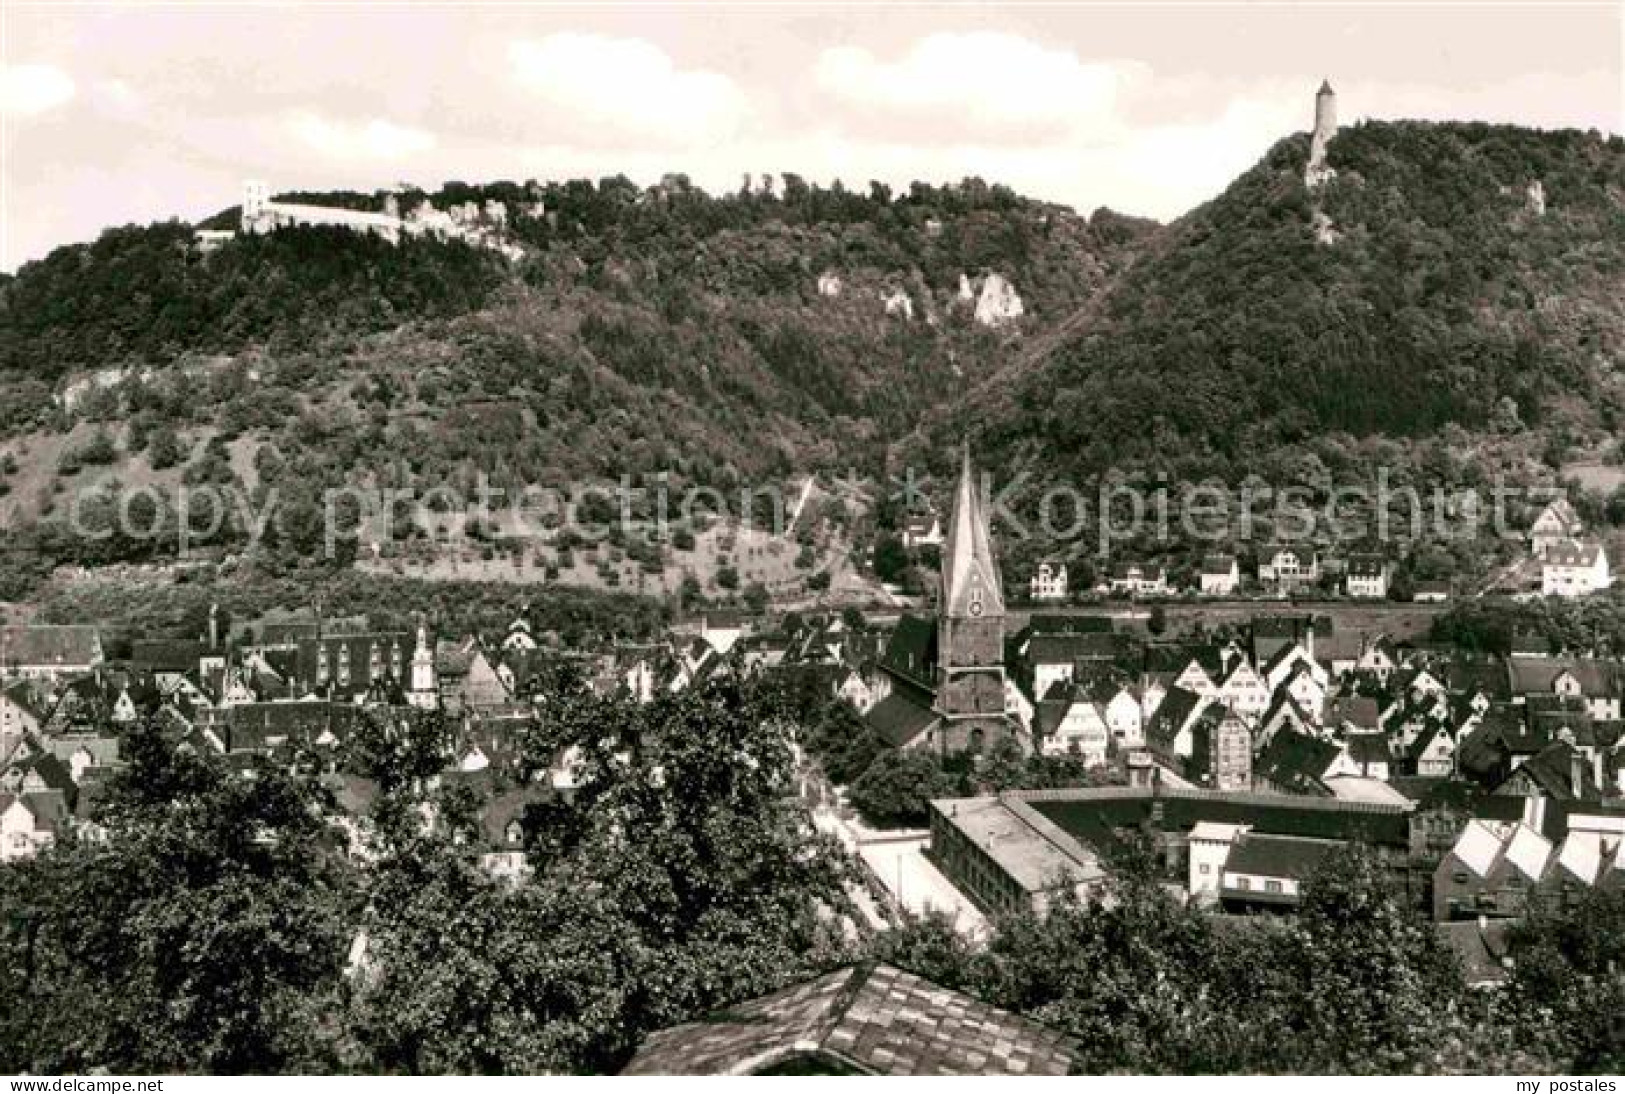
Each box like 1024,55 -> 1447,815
1216,661 -> 1271,721
1187,821 -> 1250,903
1029,562 -> 1069,602
0,791 -> 64,862
1258,546 -> 1319,591
1101,686 -> 1146,747
1108,562 -> 1169,597
1542,540 -> 1611,598
1039,692 -> 1111,765
1199,555 -> 1240,596
901,513 -> 943,550
1345,554 -> 1390,599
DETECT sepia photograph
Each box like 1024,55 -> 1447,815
1,0 -> 1623,1079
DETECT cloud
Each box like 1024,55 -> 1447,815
288,112 -> 436,160
1,63 -> 76,117
508,33 -> 747,148
813,33 -> 1148,142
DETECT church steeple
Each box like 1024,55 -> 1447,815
935,444 -> 1008,727
408,615 -> 438,710
941,444 -> 1004,620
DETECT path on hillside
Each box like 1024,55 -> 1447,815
783,475 -> 815,537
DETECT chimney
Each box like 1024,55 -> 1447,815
209,602 -> 220,650
1572,749 -> 1586,799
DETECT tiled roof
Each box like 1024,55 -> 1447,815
865,686 -> 938,748
878,614 -> 937,688
1024,632 -> 1126,665
1345,732 -> 1392,764
1437,920 -> 1510,987
1327,695 -> 1381,730
1254,730 -> 1342,792
0,625 -> 102,669
1508,657 -> 1621,698
1345,553 -> 1387,578
1543,539 -> 1603,568
1,788 -> 68,836
130,639 -> 211,673
1499,740 -> 1599,802
1224,832 -> 1342,881
621,963 -> 1078,1075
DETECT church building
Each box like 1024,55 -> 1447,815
864,447 -> 1023,755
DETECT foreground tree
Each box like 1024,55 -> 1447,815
0,720 -> 357,1073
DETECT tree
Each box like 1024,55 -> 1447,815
0,719 -> 356,1073
847,749 -> 959,828
742,581 -> 770,614
873,536 -> 909,584
148,424 -> 184,470
346,678 -> 854,1073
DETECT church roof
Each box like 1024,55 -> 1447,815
1318,79 -> 1334,96
941,447 -> 1003,618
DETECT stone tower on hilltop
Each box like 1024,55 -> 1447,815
934,447 -> 1011,745
1305,79 -> 1338,187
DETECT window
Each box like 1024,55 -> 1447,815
1234,876 -> 1251,890
1265,879 -> 1283,894
1199,864 -> 1211,875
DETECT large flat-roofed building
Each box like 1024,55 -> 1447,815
929,794 -> 1106,915
928,786 -> 1415,915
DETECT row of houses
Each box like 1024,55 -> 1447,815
1027,550 -> 1413,602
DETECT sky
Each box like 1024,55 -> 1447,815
2,2 -> 1621,271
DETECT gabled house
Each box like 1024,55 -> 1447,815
0,683 -> 46,764
1033,683 -> 1110,765
1493,740 -> 1601,804
1353,638 -> 1399,684
1255,690 -> 1316,754
1216,659 -> 1271,720
1257,545 -> 1319,592
1263,641 -> 1329,693
0,789 -> 67,861
1145,687 -> 1211,765
1529,497 -> 1583,557
834,665 -> 879,712
1097,683 -> 1146,747
1254,729 -> 1357,796
1433,820 -> 1551,921
1408,724 -> 1457,778
1508,657 -> 1623,723
1280,662 -> 1328,723
1542,539 -> 1611,598
1220,832 -> 1342,910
